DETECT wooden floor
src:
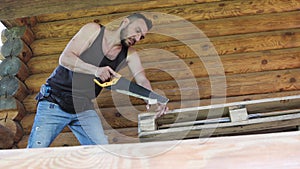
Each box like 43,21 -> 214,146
0,131 -> 300,169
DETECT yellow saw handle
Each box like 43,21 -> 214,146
94,73 -> 121,87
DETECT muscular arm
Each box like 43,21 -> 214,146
127,48 -> 169,118
59,22 -> 116,81
127,48 -> 152,90
59,22 -> 100,75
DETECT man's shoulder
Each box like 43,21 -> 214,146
82,22 -> 101,31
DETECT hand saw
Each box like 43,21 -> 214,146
93,73 -> 169,105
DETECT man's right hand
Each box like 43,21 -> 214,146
94,66 -> 117,81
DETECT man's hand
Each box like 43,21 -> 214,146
147,103 -> 169,119
95,66 -> 118,81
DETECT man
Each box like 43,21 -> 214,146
27,13 -> 168,148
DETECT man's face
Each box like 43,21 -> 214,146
120,19 -> 148,47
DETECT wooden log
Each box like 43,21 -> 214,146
31,0 -> 300,40
0,38 -> 32,63
26,47 -> 300,82
0,97 -> 26,121
27,54 -> 59,74
1,38 -> 23,58
95,68 -> 300,107
20,113 -> 35,135
33,10 -> 300,40
0,56 -> 29,81
24,73 -> 50,93
36,0 -> 220,23
0,119 -> 23,143
1,19 -> 36,45
18,40 -> 32,63
0,0 -> 176,20
18,127 -> 138,148
22,27 -> 35,46
22,94 -> 37,113
0,124 -> 14,149
1,17 -> 37,28
0,76 -> 29,101
3,131 -> 300,168
30,27 -> 300,57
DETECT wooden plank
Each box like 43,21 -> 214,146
27,54 -> 59,74
24,73 -> 50,94
1,131 -> 300,168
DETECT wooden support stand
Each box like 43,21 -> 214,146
138,95 -> 300,142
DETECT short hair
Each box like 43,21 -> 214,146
126,13 -> 153,30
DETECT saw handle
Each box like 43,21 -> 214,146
94,73 -> 121,88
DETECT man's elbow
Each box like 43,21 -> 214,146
58,56 -> 66,67
58,55 -> 72,70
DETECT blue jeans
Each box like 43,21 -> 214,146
27,100 -> 108,148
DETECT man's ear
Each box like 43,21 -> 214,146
121,18 -> 130,28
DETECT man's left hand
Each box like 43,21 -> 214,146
147,103 -> 169,119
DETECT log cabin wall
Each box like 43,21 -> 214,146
1,0 -> 299,148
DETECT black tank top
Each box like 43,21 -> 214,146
46,26 -> 128,100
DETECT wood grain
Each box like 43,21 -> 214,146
1,131 -> 300,169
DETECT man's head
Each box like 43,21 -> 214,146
120,13 -> 153,47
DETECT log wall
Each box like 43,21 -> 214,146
2,0 -> 300,148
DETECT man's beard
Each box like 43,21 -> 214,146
120,27 -> 130,47
121,39 -> 129,47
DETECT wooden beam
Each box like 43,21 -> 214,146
1,131 -> 300,168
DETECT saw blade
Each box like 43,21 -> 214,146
94,77 -> 169,104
